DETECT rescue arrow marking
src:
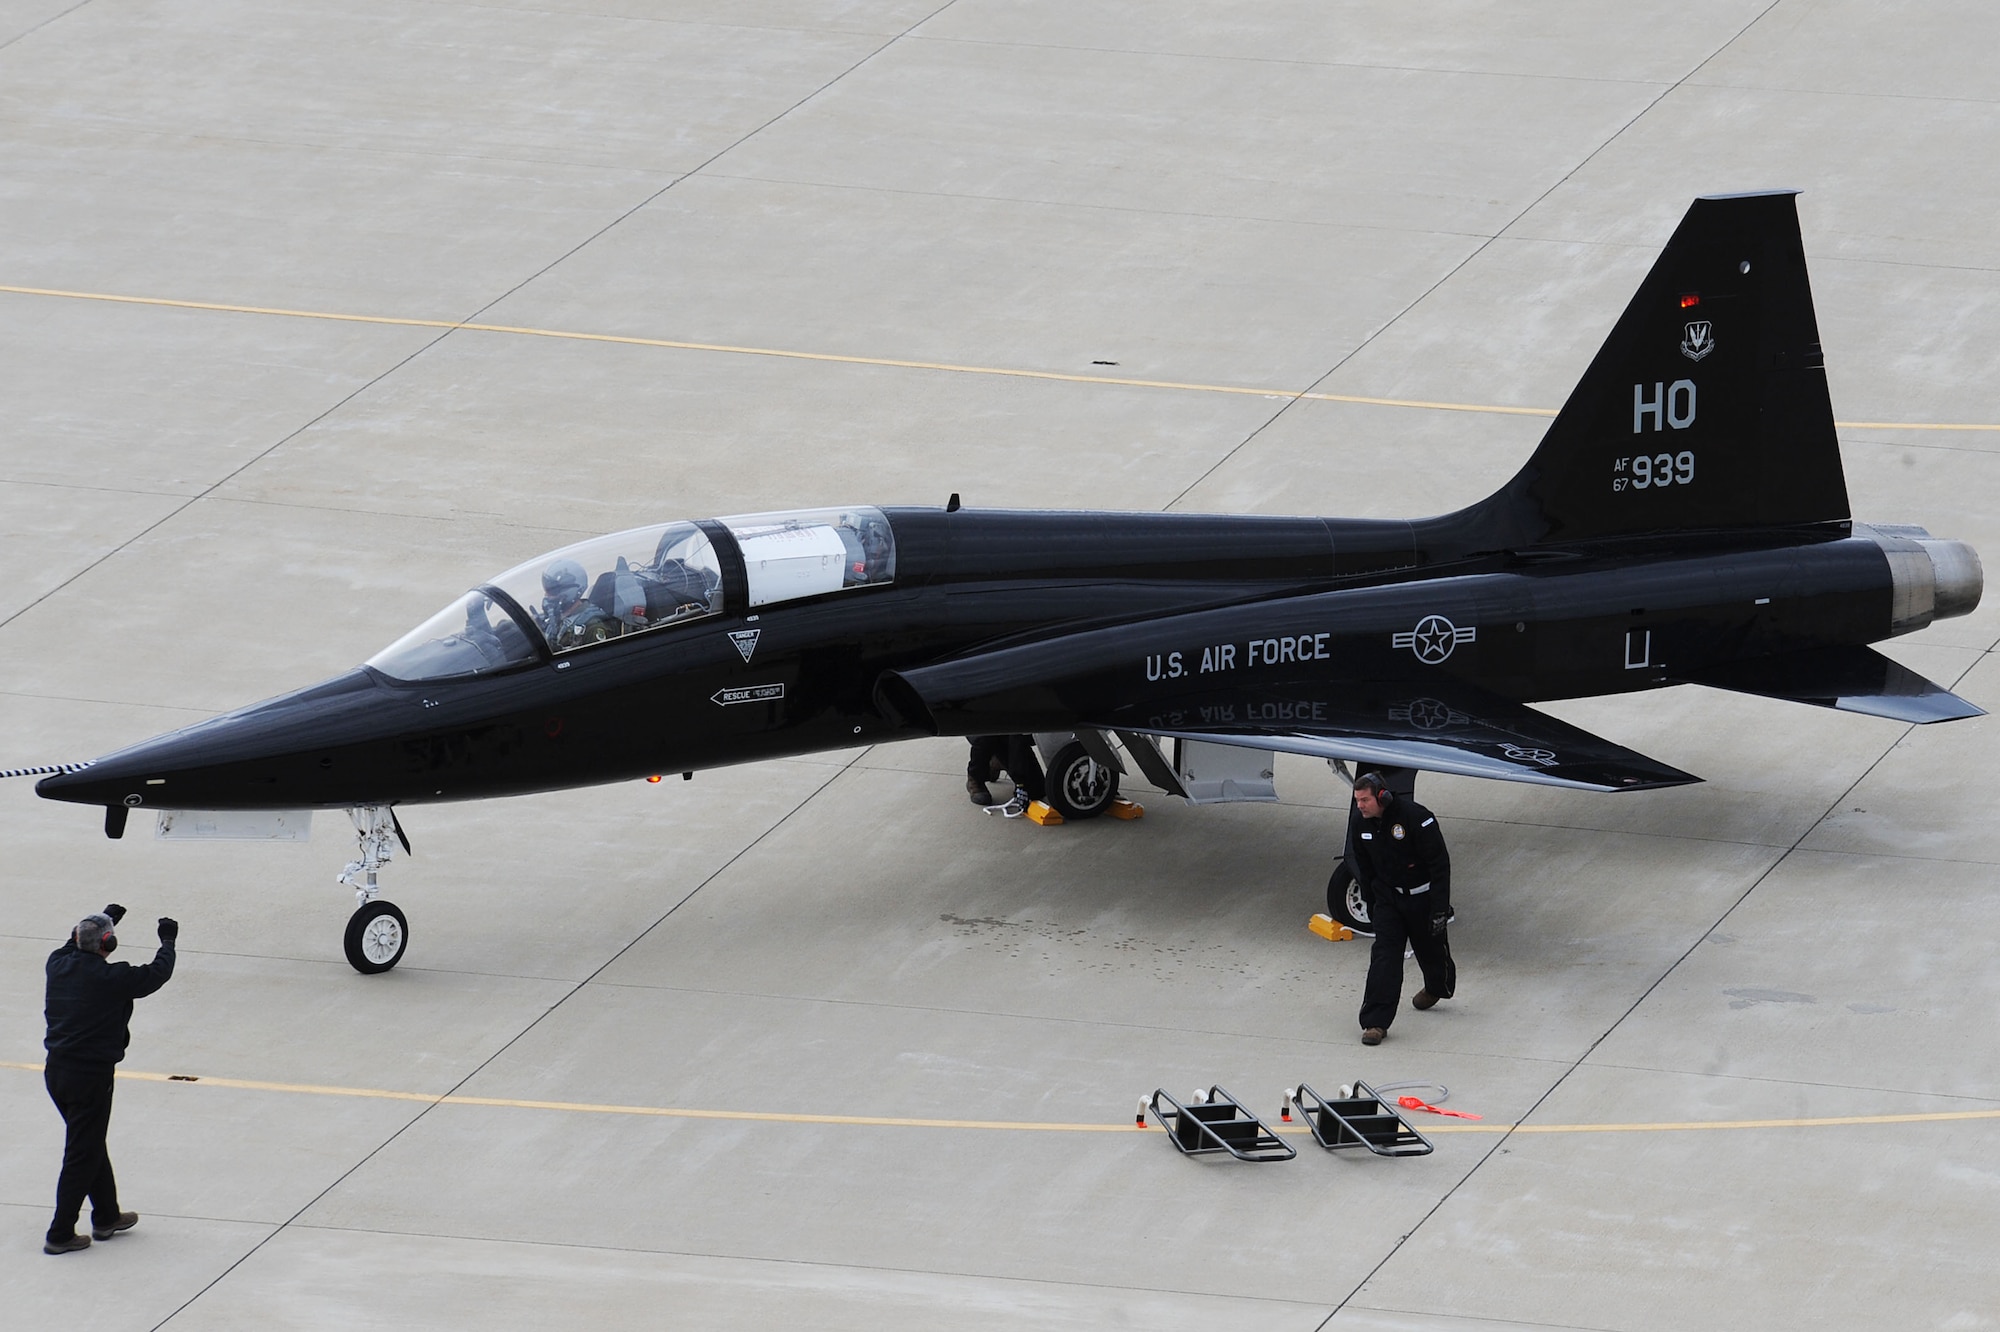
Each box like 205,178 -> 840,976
710,683 -> 784,706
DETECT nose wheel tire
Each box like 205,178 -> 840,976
344,900 -> 408,973
1326,863 -> 1374,936
1045,741 -> 1120,821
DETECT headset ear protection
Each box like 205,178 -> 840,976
1354,771 -> 1390,798
73,915 -> 117,955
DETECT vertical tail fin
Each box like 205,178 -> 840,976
1454,191 -> 1849,549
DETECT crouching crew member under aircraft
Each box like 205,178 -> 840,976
41,905 -> 177,1254
965,735 -> 1046,817
1350,772 -> 1455,1045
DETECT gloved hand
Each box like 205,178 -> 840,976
104,903 -> 127,924
157,917 -> 179,943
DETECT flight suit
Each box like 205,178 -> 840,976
1351,793 -> 1455,1031
548,602 -> 615,650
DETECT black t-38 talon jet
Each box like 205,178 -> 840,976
33,191 -> 1984,972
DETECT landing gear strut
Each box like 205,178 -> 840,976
340,806 -> 409,973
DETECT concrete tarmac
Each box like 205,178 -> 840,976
2,3 -> 1996,1328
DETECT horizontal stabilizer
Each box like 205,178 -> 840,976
1090,679 -> 1699,793
1678,645 -> 1984,723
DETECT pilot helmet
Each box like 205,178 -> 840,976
541,559 -> 589,610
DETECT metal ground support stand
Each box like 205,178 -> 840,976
1288,1081 -> 1433,1157
1148,1086 -> 1296,1161
338,805 -> 410,974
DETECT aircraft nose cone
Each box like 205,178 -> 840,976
34,764 -> 112,803
33,667 -> 387,810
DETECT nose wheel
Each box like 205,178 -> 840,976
339,805 -> 412,973
344,899 -> 408,974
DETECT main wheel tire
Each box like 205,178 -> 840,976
1326,863 -> 1374,936
1045,741 -> 1120,821
344,900 -> 409,974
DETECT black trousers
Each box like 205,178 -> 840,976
966,735 -> 1045,802
1358,889 -> 1456,1031
45,1063 -> 121,1242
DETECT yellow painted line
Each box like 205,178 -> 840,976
7,1060 -> 1997,1136
1417,1108 -> 2000,1134
2,1061 -> 1125,1132
5,282 -> 1996,432
0,282 -> 1337,403
1310,393 -> 1554,417
1836,420 -> 2000,433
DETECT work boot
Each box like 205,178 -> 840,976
966,775 -> 994,806
1412,989 -> 1438,1011
43,1234 -> 90,1255
1361,1027 -> 1385,1046
91,1213 -> 138,1240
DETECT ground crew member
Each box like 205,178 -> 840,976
1349,772 -> 1454,1045
964,735 -> 1046,815
42,905 -> 177,1254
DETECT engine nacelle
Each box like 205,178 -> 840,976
1858,523 -> 1984,634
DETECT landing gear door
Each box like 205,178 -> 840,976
155,809 -> 313,840
1172,739 -> 1278,804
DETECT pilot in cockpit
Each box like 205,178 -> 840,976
835,512 -> 893,583
538,558 -> 615,650
856,514 -> 892,580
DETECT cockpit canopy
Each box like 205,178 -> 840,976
368,508 -> 896,682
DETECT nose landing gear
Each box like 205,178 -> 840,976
345,899 -> 408,973
340,806 -> 410,973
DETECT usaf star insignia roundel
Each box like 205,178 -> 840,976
1393,614 -> 1475,664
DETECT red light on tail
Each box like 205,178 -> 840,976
1680,293 -> 1700,308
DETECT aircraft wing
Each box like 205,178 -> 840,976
880,638 -> 1699,792
1087,679 -> 1699,792
1674,644 -> 1984,723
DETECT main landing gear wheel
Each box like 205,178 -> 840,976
1046,741 -> 1120,821
344,900 -> 408,974
1327,863 -> 1374,936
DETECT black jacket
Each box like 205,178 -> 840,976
1352,794 -> 1451,902
44,938 -> 176,1072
